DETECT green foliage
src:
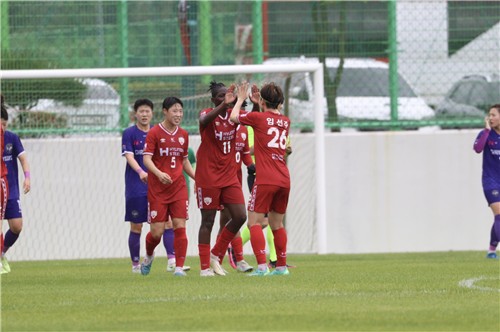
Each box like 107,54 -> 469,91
2,252 -> 498,331
1,50 -> 86,110
10,111 -> 68,138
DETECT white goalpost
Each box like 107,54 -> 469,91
1,63 -> 328,257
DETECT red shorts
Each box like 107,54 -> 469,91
0,177 -> 8,220
248,184 -> 290,214
196,184 -> 245,210
148,199 -> 188,223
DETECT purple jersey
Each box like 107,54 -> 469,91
122,125 -> 149,198
2,131 -> 25,200
474,129 -> 500,190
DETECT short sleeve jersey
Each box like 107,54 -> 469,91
238,111 -> 291,188
195,109 -> 240,188
2,131 -> 25,199
476,129 -> 500,189
121,125 -> 149,198
144,123 -> 189,203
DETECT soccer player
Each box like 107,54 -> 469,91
230,82 -> 292,276
195,81 -> 258,277
218,123 -> 254,272
140,97 -> 194,277
1,96 -> 9,274
123,99 -> 189,274
1,106 -> 31,273
473,104 -> 500,259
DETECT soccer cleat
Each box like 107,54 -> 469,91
132,264 -> 141,274
269,260 -> 296,269
200,268 -> 215,277
248,267 -> 270,276
1,256 -> 11,273
210,253 -> 226,276
173,268 -> 187,277
227,245 -> 237,269
269,267 -> 290,276
140,254 -> 155,276
486,252 -> 498,259
167,263 -> 191,272
236,260 -> 254,273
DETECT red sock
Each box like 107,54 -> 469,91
211,227 -> 236,258
174,228 -> 188,268
215,233 -> 225,263
145,232 -> 161,256
199,243 -> 211,270
231,235 -> 244,262
0,232 -> 3,254
272,228 -> 287,267
250,224 -> 267,265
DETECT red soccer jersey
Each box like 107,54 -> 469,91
195,109 -> 240,188
234,124 -> 253,184
238,111 -> 291,188
144,123 -> 189,203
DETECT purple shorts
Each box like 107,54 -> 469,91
125,195 -> 148,223
4,198 -> 22,219
484,188 -> 500,206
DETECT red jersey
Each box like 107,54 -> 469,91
144,123 -> 189,203
0,127 -> 7,178
238,111 -> 291,188
234,125 -> 253,184
195,109 -> 240,188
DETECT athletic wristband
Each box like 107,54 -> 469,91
24,171 -> 30,179
135,167 -> 145,175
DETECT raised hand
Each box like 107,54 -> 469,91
237,82 -> 249,101
249,84 -> 260,104
225,83 -> 237,105
485,116 -> 491,130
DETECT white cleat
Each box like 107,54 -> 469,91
200,268 -> 215,277
210,253 -> 226,276
236,260 -> 254,273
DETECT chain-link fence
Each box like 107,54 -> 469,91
1,1 -> 499,136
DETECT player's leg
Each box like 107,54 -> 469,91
268,186 -> 291,276
125,196 -> 147,273
170,199 -> 189,276
487,201 -> 500,259
163,217 -> 176,271
196,187 -> 220,276
141,202 -> 167,275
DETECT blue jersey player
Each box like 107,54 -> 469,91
1,108 -> 31,273
473,104 -> 500,259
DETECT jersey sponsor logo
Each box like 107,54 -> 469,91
203,197 -> 212,206
2,155 -> 13,162
150,210 -> 158,219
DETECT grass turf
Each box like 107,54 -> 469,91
1,251 -> 499,331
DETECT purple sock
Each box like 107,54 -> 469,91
163,228 -> 175,259
128,232 -> 141,264
491,215 -> 500,248
2,230 -> 20,254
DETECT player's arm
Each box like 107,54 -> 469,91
473,117 -> 490,153
182,157 -> 195,180
199,84 -> 236,128
143,154 -> 172,185
124,153 -> 148,183
18,152 -> 31,194
229,82 -> 249,124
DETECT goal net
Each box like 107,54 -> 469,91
1,64 -> 327,261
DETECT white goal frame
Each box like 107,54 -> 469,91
1,64 -> 328,254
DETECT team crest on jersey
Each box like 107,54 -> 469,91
241,133 -> 246,140
5,143 -> 13,153
203,197 -> 212,205
151,210 -> 158,219
179,137 -> 185,145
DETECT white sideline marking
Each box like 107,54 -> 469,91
458,276 -> 500,293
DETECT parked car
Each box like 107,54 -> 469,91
262,57 -> 435,128
30,78 -> 121,130
436,74 -> 500,120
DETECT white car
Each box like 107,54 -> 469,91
31,78 -> 121,130
263,57 -> 435,126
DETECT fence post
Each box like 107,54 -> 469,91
118,0 -> 130,129
388,0 -> 399,129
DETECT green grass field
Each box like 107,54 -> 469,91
1,251 -> 499,331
